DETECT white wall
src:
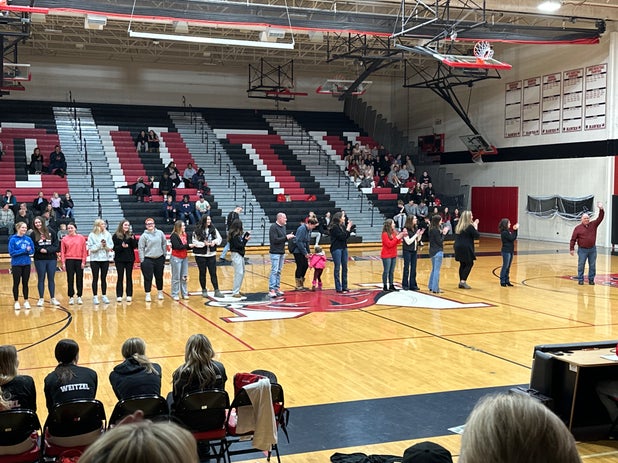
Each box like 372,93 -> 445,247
443,156 -> 613,246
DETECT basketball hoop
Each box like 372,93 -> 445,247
471,151 -> 484,165
473,41 -> 494,64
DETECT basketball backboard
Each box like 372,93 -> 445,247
316,79 -> 372,96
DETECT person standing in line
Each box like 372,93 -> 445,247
401,215 -> 424,291
499,218 -> 519,287
570,202 -> 604,285
192,215 -> 223,298
87,219 -> 113,304
428,214 -> 449,294
228,219 -> 250,298
453,210 -> 480,289
8,222 -> 34,310
380,218 -> 407,292
329,211 -> 352,293
138,218 -> 167,302
112,220 -> 138,302
268,212 -> 294,298
308,245 -> 327,291
219,205 -> 242,262
60,223 -> 87,305
32,216 -> 60,306
293,218 -> 318,290
170,220 -> 194,301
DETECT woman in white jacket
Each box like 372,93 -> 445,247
87,219 -> 113,304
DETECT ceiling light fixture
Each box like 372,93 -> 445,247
128,29 -> 295,49
537,1 -> 561,12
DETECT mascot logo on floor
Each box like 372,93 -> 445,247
206,285 -> 491,322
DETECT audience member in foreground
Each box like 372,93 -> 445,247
402,441 -> 452,463
79,420 -> 198,463
459,393 -> 581,463
109,337 -> 161,401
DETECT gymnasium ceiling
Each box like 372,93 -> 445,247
1,1 -> 616,80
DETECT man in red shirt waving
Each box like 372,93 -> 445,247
570,202 -> 604,285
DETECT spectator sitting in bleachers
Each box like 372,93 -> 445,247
42,207 -> 59,234
404,154 -> 416,177
194,196 -> 210,220
15,203 -> 32,231
0,202 -> 15,233
191,168 -> 209,195
177,195 -> 196,225
147,130 -> 160,153
358,173 -> 373,189
29,147 -> 45,174
412,184 -> 423,204
404,175 -> 417,190
420,170 -> 432,185
135,130 -> 148,152
57,222 -> 69,242
50,192 -> 63,219
417,200 -> 429,220
397,164 -> 410,182
62,192 -> 75,218
158,171 -> 176,202
164,162 -> 182,188
182,162 -> 196,188
32,191 -> 48,216
49,145 -> 67,178
386,165 -> 403,188
441,207 -> 453,234
2,189 -> 17,214
404,198 -> 418,218
124,176 -> 153,202
394,200 -> 406,231
162,196 -> 177,224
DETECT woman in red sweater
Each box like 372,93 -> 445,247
380,218 -> 407,292
60,223 -> 87,305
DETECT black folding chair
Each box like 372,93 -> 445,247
0,409 -> 42,463
108,395 -> 169,428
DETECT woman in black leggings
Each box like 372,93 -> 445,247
8,222 -> 34,310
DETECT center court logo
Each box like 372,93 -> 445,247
205,284 -> 492,322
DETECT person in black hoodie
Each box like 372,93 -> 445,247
112,220 -> 138,302
109,338 -> 161,401
44,339 -> 97,412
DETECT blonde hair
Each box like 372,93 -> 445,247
173,334 -> 218,394
121,338 -> 159,376
455,210 -> 473,234
91,218 -> 106,235
460,393 -> 581,463
0,345 -> 19,407
79,421 -> 198,463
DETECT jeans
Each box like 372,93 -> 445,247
500,251 -> 513,284
90,260 -> 109,296
231,252 -> 245,294
220,242 -> 230,259
332,248 -> 348,291
269,253 -> 285,290
428,251 -> 443,292
34,259 -> 56,298
310,231 -> 321,246
65,259 -> 83,297
141,256 -> 165,292
402,250 -> 418,290
577,246 -> 597,283
195,256 -> 219,291
170,256 -> 188,298
382,257 -> 397,287
115,261 -> 134,297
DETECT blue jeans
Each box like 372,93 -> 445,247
402,250 -> 418,290
170,256 -> 189,298
34,259 -> 56,298
269,253 -> 285,291
500,251 -> 513,284
428,251 -> 443,292
332,248 -> 348,291
382,257 -> 396,287
577,246 -> 597,282
220,242 -> 230,259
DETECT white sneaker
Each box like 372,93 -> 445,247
126,296 -> 132,302
14,302 -> 20,310
69,297 -> 74,305
37,298 -> 44,307
116,297 -> 122,302
93,295 -> 99,304
157,291 -> 164,300
23,301 -> 31,309
51,298 -> 60,306
182,294 -> 189,300
101,295 -> 110,304
145,293 -> 151,302
77,297 -> 83,305
173,296 -> 180,301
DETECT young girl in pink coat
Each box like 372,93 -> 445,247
308,245 -> 327,290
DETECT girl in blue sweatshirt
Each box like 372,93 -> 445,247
9,222 -> 35,310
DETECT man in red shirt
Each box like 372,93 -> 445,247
569,202 -> 604,285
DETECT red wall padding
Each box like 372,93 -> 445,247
471,187 -> 519,234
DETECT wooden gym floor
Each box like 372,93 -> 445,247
2,237 -> 618,462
